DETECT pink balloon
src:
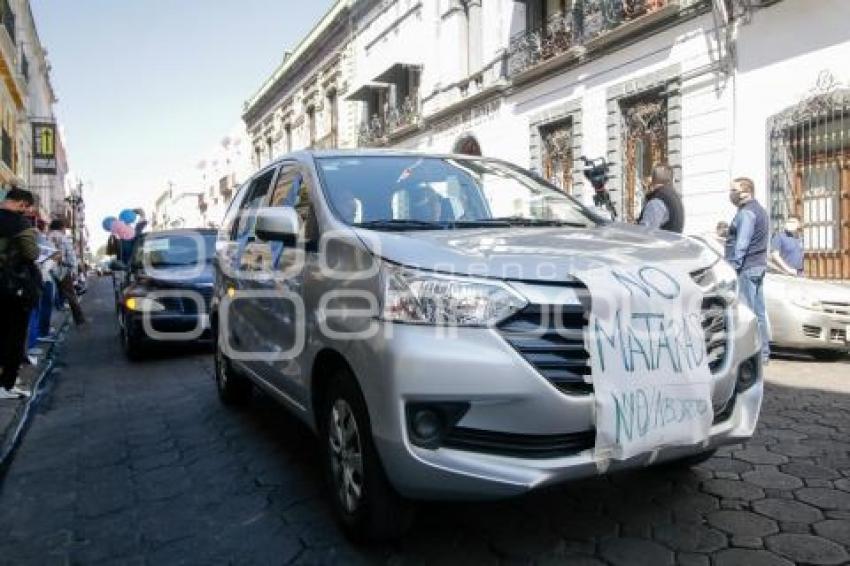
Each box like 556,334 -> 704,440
110,220 -> 127,236
120,224 -> 136,240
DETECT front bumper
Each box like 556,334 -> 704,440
125,311 -> 213,343
771,306 -> 850,351
344,300 -> 762,500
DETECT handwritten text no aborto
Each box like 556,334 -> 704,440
584,265 -> 713,460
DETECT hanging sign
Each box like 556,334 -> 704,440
581,264 -> 713,461
33,122 -> 58,175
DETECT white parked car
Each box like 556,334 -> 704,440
693,235 -> 850,359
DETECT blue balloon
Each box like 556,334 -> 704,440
119,209 -> 137,224
102,216 -> 116,232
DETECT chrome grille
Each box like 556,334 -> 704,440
702,297 -> 728,374
803,325 -> 822,339
823,302 -> 850,317
498,291 -> 592,395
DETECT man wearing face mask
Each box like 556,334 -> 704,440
725,177 -> 770,363
771,215 -> 804,276
637,163 -> 684,233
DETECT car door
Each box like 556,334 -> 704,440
250,161 -> 316,407
222,166 -> 278,367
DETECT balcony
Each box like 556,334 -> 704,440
358,96 -> 421,147
0,0 -> 23,108
508,0 -> 680,85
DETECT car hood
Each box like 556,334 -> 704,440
353,223 -> 717,282
767,272 -> 850,304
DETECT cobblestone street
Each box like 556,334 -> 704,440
1,278 -> 849,565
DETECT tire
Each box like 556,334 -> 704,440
665,448 -> 717,469
214,322 -> 252,406
812,349 -> 846,362
121,315 -> 146,361
321,368 -> 414,542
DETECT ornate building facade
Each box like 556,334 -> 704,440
244,0 -> 850,278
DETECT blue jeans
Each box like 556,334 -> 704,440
38,280 -> 55,337
27,280 -> 56,349
739,266 -> 770,360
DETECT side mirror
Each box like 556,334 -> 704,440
109,259 -> 128,272
255,207 -> 300,245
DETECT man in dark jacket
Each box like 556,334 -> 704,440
637,163 -> 685,233
0,188 -> 39,399
725,177 -> 770,363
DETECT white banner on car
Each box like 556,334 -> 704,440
580,264 -> 713,461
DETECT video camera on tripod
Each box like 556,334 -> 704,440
580,155 -> 618,220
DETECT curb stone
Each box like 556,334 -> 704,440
0,311 -> 71,476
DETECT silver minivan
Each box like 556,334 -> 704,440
212,150 -> 763,540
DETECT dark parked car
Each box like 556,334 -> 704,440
114,229 -> 216,359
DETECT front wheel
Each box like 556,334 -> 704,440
322,369 -> 413,541
214,322 -> 252,405
121,315 -> 146,361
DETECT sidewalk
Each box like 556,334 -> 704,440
0,309 -> 71,471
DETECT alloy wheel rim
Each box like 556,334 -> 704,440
328,399 -> 364,513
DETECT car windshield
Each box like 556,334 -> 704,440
316,156 -> 597,230
136,232 -> 216,268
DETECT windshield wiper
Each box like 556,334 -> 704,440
353,219 -> 447,231
480,216 -> 588,228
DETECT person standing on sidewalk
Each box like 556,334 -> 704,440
48,219 -> 85,326
636,163 -> 685,233
26,219 -> 58,355
725,177 -> 771,363
0,188 -> 40,399
771,215 -> 805,276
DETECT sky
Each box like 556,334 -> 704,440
31,0 -> 334,250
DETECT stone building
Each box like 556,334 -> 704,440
0,0 -> 68,222
242,1 -> 353,168
244,0 -> 850,279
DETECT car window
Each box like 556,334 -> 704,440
136,232 -> 217,269
221,182 -> 250,239
269,163 -> 298,207
316,156 -> 595,228
293,168 -> 319,242
232,167 -> 276,240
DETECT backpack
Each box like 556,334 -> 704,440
0,235 -> 42,309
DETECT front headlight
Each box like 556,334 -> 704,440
125,296 -> 166,312
381,263 -> 527,326
712,259 -> 739,303
790,291 -> 823,312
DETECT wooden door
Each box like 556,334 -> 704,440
622,95 -> 667,222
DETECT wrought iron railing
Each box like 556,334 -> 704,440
358,96 -> 420,147
1,128 -> 12,169
508,0 -> 671,77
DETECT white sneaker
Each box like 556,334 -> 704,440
26,355 -> 38,366
10,387 -> 31,398
0,389 -> 22,400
